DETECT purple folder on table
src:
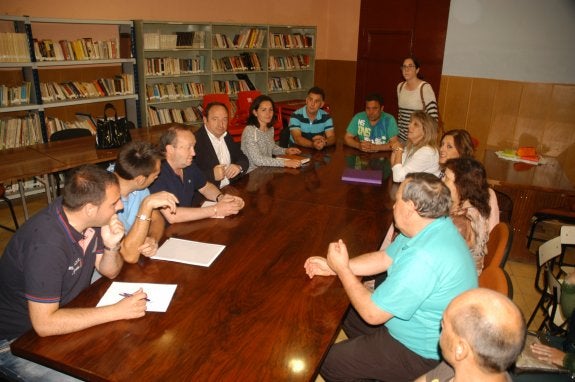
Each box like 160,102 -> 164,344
341,168 -> 382,185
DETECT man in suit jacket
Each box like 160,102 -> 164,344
194,102 -> 249,188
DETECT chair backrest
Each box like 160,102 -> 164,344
478,266 -> 512,298
50,128 -> 92,142
202,93 -> 232,119
485,222 -> 512,268
493,189 -> 513,224
531,235 -> 563,295
544,267 -> 567,331
236,90 -> 261,116
538,236 -> 562,267
561,225 -> 575,245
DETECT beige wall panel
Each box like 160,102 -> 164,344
487,81 -> 522,148
442,76 -> 472,132
541,121 -> 574,158
540,85 -> 575,157
466,78 -> 497,154
515,83 -> 553,148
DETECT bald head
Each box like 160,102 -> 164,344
447,288 -> 526,373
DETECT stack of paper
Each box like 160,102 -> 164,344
153,237 -> 226,267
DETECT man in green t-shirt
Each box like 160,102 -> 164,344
304,173 -> 477,381
344,93 -> 399,152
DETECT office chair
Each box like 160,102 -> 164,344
478,265 -> 513,299
526,235 -> 565,329
228,90 -> 261,142
50,127 -> 93,142
527,208 -> 575,252
50,128 -> 92,195
493,189 -> 514,224
484,222 -> 513,269
536,267 -> 567,335
0,183 -> 19,232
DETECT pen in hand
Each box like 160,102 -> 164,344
119,292 -> 151,302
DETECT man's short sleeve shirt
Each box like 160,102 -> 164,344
149,160 -> 207,207
118,188 -> 150,232
372,217 -> 478,360
346,111 -> 398,144
289,106 -> 334,142
0,198 -> 102,340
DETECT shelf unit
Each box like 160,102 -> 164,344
134,20 -> 316,127
0,16 -> 42,150
0,16 -> 140,151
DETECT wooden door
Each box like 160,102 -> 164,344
354,0 -> 451,118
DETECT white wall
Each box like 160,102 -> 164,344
443,0 -> 575,84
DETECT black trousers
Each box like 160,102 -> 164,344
320,308 -> 439,382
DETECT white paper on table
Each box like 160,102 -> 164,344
153,237 -> 225,267
97,282 -> 177,312
201,200 -> 224,218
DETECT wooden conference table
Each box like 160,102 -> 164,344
11,144 -> 394,381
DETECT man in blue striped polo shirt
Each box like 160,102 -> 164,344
289,86 -> 335,150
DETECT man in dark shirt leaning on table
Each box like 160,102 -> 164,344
0,165 -> 147,381
149,124 -> 245,224
304,172 -> 478,381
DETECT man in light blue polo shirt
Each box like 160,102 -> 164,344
112,141 -> 178,264
304,172 -> 477,381
344,93 -> 399,152
289,86 -> 335,150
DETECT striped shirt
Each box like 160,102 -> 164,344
288,107 -> 334,142
397,81 -> 439,142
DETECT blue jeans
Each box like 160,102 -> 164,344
0,339 -> 80,382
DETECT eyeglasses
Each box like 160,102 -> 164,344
401,65 -> 416,70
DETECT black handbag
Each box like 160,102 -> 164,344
95,103 -> 133,149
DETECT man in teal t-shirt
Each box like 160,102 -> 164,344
303,173 -> 477,381
344,93 -> 399,152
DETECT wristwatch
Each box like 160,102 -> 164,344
137,214 -> 152,222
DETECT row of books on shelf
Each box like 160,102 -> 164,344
1,112 -> 103,149
0,32 -> 31,62
268,54 -> 311,70
144,57 -> 205,76
144,31 -> 206,50
268,76 -> 302,92
33,38 -> 120,61
146,82 -> 205,102
0,82 -> 32,107
39,74 -> 134,103
45,116 -> 95,138
268,32 -> 314,49
211,53 -> 263,72
146,105 -> 202,126
212,28 -> 266,49
212,80 -> 252,95
0,113 -> 42,150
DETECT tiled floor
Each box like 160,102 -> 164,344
0,193 -> 551,381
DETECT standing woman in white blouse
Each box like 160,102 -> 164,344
397,57 -> 439,143
390,111 -> 440,183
